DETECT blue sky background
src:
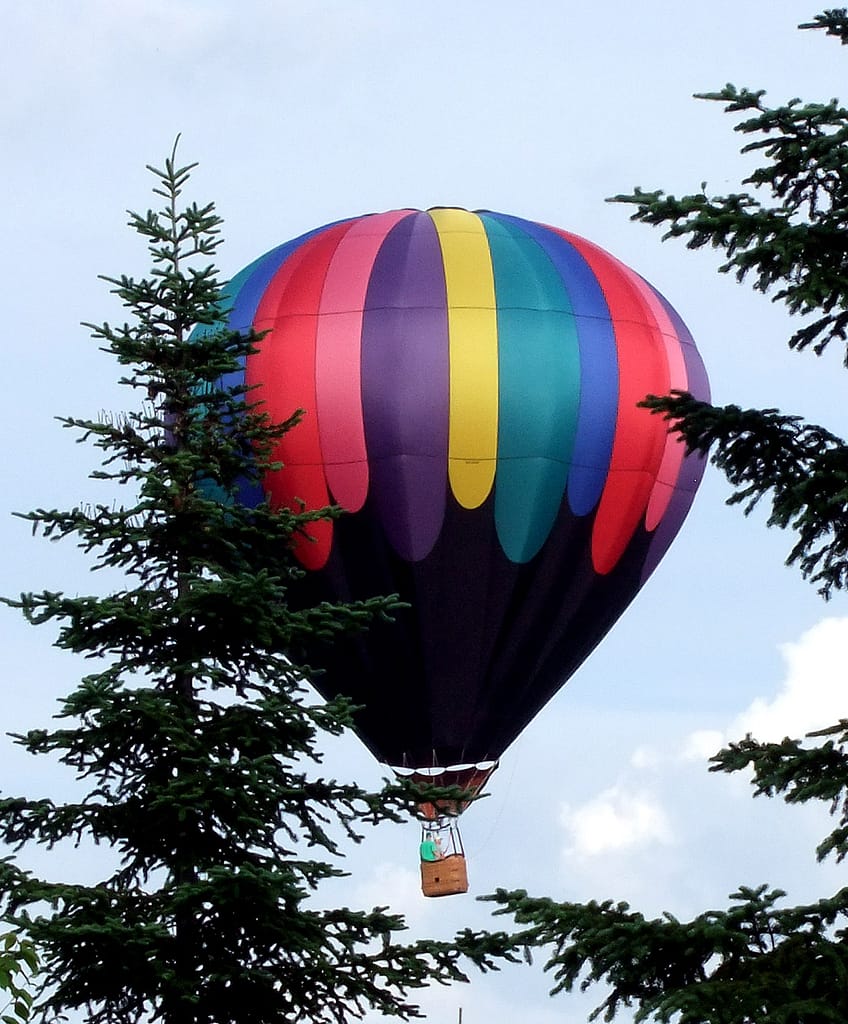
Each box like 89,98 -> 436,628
3,3 -> 848,1020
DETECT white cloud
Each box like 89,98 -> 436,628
682,729 -> 724,762
645,618 -> 848,769
728,617 -> 848,742
560,785 -> 675,858
553,614 -> 843,897
630,745 -> 663,770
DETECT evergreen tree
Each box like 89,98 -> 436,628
477,10 -> 848,1023
0,147 -> 502,1024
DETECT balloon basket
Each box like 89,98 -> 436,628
420,853 -> 468,898
419,819 -> 469,897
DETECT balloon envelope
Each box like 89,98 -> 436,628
219,208 -> 709,774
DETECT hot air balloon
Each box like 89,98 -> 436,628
216,208 -> 709,896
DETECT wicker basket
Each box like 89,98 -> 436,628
420,854 -> 469,897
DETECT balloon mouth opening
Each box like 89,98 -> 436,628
391,761 -> 498,778
391,762 -> 498,820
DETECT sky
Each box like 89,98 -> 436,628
3,2 -> 848,1021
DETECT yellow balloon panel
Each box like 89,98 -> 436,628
429,208 -> 498,509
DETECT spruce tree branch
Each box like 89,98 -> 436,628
609,75 -> 848,361
709,721 -> 848,863
476,885 -> 848,1023
800,8 -> 848,44
643,392 -> 848,596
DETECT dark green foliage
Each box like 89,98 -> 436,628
607,13 -> 848,601
641,394 -> 848,596
476,12 -> 848,1023
0,146 -> 505,1023
481,886 -> 848,1023
799,9 -> 848,44
611,81 -> 848,360
712,722 -> 848,864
